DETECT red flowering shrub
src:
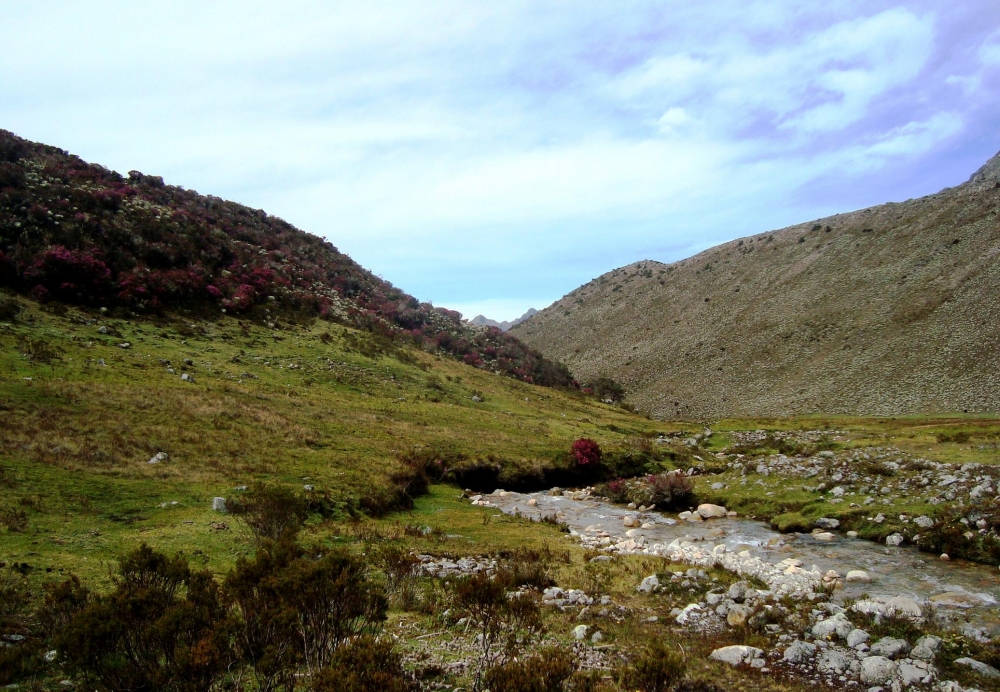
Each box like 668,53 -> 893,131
23,246 -> 112,302
571,438 -> 602,467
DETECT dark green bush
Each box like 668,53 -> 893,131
50,544 -> 233,692
482,646 -> 575,692
227,483 -> 309,544
310,636 -> 414,692
615,640 -> 686,692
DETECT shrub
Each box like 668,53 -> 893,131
0,568 -> 40,685
310,636 -> 414,692
372,543 -> 420,607
571,438 -> 602,467
645,471 -> 694,510
615,640 -> 686,692
227,483 -> 309,544
586,376 -> 625,403
482,646 -> 575,692
0,293 -> 20,321
452,571 -> 543,691
226,540 -> 387,679
50,544 -> 233,692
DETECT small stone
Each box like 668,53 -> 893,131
303,484 -> 314,491
590,631 -> 603,643
846,570 -> 871,583
148,452 -> 169,464
527,498 -> 537,506
885,533 -> 904,546
181,373 -> 196,383
939,553 -> 950,561
212,497 -> 227,512
813,531 -> 836,541
846,530 -> 859,538
815,517 -> 841,529
572,624 -> 588,640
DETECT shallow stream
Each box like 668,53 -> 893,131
484,490 -> 1000,636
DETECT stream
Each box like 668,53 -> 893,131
482,489 -> 1000,637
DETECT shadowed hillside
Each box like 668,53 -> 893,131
513,152 -> 1000,418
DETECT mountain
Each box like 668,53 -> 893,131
512,152 -> 1000,418
469,308 -> 538,332
0,130 -> 573,387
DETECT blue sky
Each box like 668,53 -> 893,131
2,2 -> 998,320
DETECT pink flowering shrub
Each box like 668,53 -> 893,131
571,438 -> 602,467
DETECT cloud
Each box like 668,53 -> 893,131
0,2 -> 994,320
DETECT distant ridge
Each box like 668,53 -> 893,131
513,151 -> 1000,417
470,308 -> 538,332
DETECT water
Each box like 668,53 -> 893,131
484,490 -> 1000,635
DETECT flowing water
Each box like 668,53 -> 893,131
484,490 -> 1000,636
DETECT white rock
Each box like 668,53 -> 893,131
954,657 -> 1000,678
212,497 -> 227,512
869,636 -> 910,660
885,533 -> 905,546
860,656 -> 898,685
636,575 -> 660,593
710,645 -> 763,667
783,640 -> 816,664
847,629 -> 871,648
697,503 -> 728,519
572,624 -> 588,640
148,452 -> 170,464
812,612 -> 854,640
846,570 -> 871,583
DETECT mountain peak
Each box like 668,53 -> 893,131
470,308 -> 538,332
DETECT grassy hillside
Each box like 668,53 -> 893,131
0,129 -> 573,387
512,152 -> 1000,418
0,294 -> 663,583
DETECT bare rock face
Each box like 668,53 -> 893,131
512,151 -> 1000,418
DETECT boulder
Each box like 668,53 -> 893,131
845,570 -> 871,583
572,625 -> 588,640
870,636 -> 910,660
885,532 -> 905,546
860,656 -> 898,685
709,645 -> 764,667
815,517 -> 841,529
847,629 -> 870,648
697,503 -> 728,519
898,662 -> 928,687
910,635 -> 942,661
782,640 -> 816,664
636,575 -> 660,594
726,604 -> 752,627
812,612 -> 854,640
887,596 -> 922,618
813,531 -> 836,541
954,657 -> 1000,678
212,497 -> 227,512
817,649 -> 852,675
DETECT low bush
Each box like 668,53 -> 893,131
227,483 -> 309,544
615,640 -> 686,692
596,472 -> 693,511
571,438 -> 602,467
481,646 -> 575,692
310,636 -> 414,692
50,544 -> 233,692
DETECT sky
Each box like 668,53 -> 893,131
2,2 -> 999,321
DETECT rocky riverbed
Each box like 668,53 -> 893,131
462,486 -> 1000,692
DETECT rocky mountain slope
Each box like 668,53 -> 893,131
0,130 -> 573,387
470,308 -> 538,332
512,153 -> 1000,418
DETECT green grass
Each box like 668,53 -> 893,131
0,297 -> 667,585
